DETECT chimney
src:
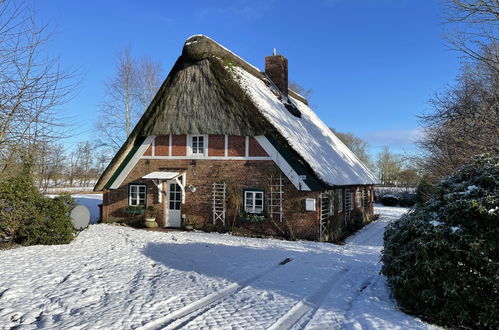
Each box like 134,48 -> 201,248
265,51 -> 288,96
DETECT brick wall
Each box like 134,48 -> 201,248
248,136 -> 268,157
227,135 -> 245,156
102,158 -> 321,240
208,134 -> 225,156
171,135 -> 186,156
155,135 -> 169,156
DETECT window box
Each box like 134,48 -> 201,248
124,205 -> 145,215
239,211 -> 266,223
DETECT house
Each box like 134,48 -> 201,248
94,35 -> 378,241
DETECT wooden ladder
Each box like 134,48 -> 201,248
269,176 -> 284,222
319,191 -> 330,241
212,182 -> 226,225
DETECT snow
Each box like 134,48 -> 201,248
0,204 -> 438,329
185,35 -> 262,73
430,220 -> 442,227
233,67 -> 378,186
451,226 -> 460,233
459,185 -> 478,195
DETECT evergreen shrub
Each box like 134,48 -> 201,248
381,194 -> 399,206
381,154 -> 499,329
0,167 -> 75,245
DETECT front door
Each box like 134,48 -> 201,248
164,182 -> 182,227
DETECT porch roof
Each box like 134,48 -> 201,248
141,171 -> 182,180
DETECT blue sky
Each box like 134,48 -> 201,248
34,0 -> 462,156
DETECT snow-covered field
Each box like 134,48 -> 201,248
0,205 -> 438,330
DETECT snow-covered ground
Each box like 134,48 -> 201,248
0,205 -> 438,330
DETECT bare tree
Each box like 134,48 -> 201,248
136,56 -> 163,113
444,0 -> 499,73
97,49 -> 163,152
289,81 -> 312,99
418,61 -> 499,179
330,128 -> 372,169
0,1 -> 76,177
375,146 -> 403,185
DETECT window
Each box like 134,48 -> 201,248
350,191 -> 355,211
337,189 -> 343,213
244,190 -> 264,214
328,190 -> 334,216
129,184 -> 146,206
357,190 -> 363,208
191,135 -> 206,155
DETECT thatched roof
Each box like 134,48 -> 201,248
95,35 -> 376,191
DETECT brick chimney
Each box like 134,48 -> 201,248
265,52 -> 288,96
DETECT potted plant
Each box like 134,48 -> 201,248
124,205 -> 145,215
144,206 -> 158,228
184,218 -> 194,231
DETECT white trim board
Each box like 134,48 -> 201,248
109,136 -> 155,189
142,156 -> 272,161
255,136 -> 311,191
109,135 -> 309,191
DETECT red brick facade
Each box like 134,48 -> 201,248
208,134 -> 225,156
101,135 -> 375,241
155,135 -> 169,156
172,135 -> 186,156
227,135 -> 245,156
102,158 -> 321,240
248,137 -> 268,157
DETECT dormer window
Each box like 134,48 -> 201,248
190,135 -> 206,156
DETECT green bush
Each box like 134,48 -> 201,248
415,175 -> 434,204
381,194 -> 398,206
381,154 -> 499,329
0,167 -> 75,245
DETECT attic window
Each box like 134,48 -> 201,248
284,103 -> 301,118
190,135 -> 206,156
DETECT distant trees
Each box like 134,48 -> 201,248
331,129 -> 372,168
373,146 -> 420,187
289,81 -> 312,99
418,0 -> 499,180
97,48 -> 163,152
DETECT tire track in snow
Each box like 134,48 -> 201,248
267,268 -> 350,330
136,258 -> 293,330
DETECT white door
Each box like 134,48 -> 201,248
164,182 -> 182,227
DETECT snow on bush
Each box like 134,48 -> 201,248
0,165 -> 75,245
381,154 -> 498,329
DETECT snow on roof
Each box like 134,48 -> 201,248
233,67 -> 379,186
142,172 -> 182,180
186,35 -> 262,73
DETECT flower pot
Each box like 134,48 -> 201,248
144,218 -> 158,228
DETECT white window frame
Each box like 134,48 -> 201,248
337,189 -> 343,213
129,184 -> 147,206
244,190 -> 264,214
328,190 -> 334,216
357,190 -> 363,208
188,135 -> 207,156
